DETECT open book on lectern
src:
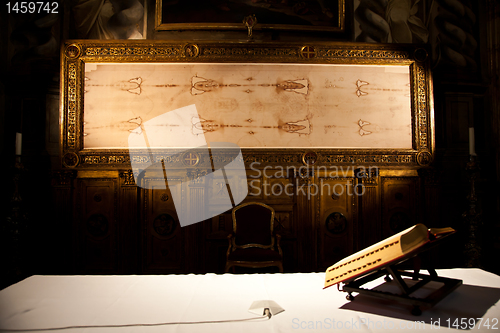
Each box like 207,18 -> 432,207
324,224 -> 456,289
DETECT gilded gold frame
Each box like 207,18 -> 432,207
60,40 -> 434,169
155,0 -> 345,33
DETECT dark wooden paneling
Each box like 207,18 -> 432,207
75,178 -> 118,273
66,167 -> 425,274
142,177 -> 186,273
381,176 -> 419,238
356,169 -> 381,250
316,176 -> 356,271
118,171 -> 139,273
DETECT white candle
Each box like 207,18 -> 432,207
469,127 -> 476,156
15,132 -> 22,155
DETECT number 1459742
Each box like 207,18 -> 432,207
6,2 -> 58,14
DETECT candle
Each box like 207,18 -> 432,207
469,127 -> 476,156
15,132 -> 22,155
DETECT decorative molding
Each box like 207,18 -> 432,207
416,65 -> 430,151
318,177 -> 353,182
65,44 -> 81,59
183,44 -> 199,57
355,167 -> 379,187
315,178 -> 354,224
66,62 -> 78,150
417,151 -> 433,167
73,151 -> 426,168
153,213 -> 177,237
463,157 -> 483,268
302,152 -> 319,166
85,46 -> 183,58
317,49 -> 410,60
322,154 -> 414,164
186,169 -> 208,183
381,176 -> 417,183
119,170 -> 137,186
300,46 -> 316,59
62,152 -> 79,168
243,14 -> 257,38
182,151 -> 200,167
201,47 -> 298,58
289,167 -> 314,185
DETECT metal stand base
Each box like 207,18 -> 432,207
342,260 -> 462,315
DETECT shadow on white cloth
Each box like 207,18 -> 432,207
340,281 -> 500,329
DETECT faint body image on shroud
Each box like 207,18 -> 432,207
83,63 -> 412,149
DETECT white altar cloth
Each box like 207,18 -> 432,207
1,269 -> 499,332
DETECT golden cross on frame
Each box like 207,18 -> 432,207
301,46 -> 316,59
183,152 -> 199,166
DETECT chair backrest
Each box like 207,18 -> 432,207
232,202 -> 275,247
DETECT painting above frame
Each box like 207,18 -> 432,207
155,0 -> 345,32
60,41 -> 434,169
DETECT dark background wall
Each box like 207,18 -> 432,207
1,0 -> 499,289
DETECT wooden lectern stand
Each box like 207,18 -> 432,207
325,224 -> 462,315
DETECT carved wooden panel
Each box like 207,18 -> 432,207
203,213 -> 232,273
445,94 -> 474,153
118,170 -> 139,273
381,176 -> 419,239
52,171 -> 76,272
142,175 -> 186,273
356,168 -> 381,249
316,175 -> 356,270
260,168 -> 298,271
76,178 -> 118,273
66,166 -> 424,274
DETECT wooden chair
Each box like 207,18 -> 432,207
225,202 -> 283,273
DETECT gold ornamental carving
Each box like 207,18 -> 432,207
184,44 -> 199,57
417,151 -> 433,167
302,152 -> 319,166
62,152 -> 79,168
65,44 -> 81,59
243,14 -> 257,38
66,63 -> 78,149
300,46 -> 316,59
119,170 -> 136,186
187,169 -> 208,183
317,49 -> 409,60
182,152 -> 200,167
